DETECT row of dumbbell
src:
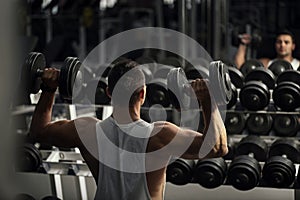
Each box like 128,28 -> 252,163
225,112 -> 300,137
229,59 -> 300,111
167,136 -> 300,191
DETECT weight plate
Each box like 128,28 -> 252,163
228,155 -> 261,191
269,139 -> 300,163
273,82 -> 300,111
276,70 -> 300,85
246,113 -> 273,136
228,67 -> 244,88
22,52 -> 46,94
262,156 -> 295,188
240,81 -> 270,111
147,78 -> 170,107
225,112 -> 246,134
185,65 -> 209,80
235,135 -> 268,161
273,114 -> 299,137
269,59 -> 293,77
240,59 -> 264,76
227,84 -> 238,109
86,77 -> 110,105
166,159 -> 194,185
209,61 -> 232,104
153,65 -> 173,79
70,59 -> 83,100
245,68 -> 275,89
194,158 -> 227,188
167,68 -> 190,109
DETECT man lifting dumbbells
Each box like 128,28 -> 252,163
235,30 -> 300,70
29,59 -> 228,200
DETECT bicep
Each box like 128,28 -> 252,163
40,120 -> 81,148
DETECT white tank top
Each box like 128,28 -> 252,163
268,58 -> 300,70
94,117 -> 154,200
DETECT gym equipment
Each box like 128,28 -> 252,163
223,138 -> 235,160
161,56 -> 183,68
269,60 -> 293,77
85,77 -> 110,105
240,59 -> 264,77
21,52 -> 83,100
240,68 -> 275,110
193,157 -> 227,188
146,78 -> 170,107
14,193 -> 36,200
227,135 -> 267,190
153,65 -> 173,79
246,113 -> 273,135
273,114 -> 299,137
184,64 -> 209,80
269,139 -> 300,163
40,196 -> 62,200
273,70 -> 300,111
227,84 -> 237,109
16,143 -> 42,172
166,158 -> 195,185
225,112 -> 246,135
228,67 -> 244,88
167,61 -> 232,110
263,139 -> 298,188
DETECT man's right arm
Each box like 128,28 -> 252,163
234,34 -> 251,69
148,79 -> 228,160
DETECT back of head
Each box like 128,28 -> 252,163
107,59 -> 145,107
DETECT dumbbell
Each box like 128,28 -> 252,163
240,68 -> 275,110
16,143 -> 42,172
146,78 -> 170,107
85,77 -> 111,105
223,137 -> 236,160
225,112 -> 247,135
166,158 -> 195,185
193,157 -> 227,188
21,52 -> 83,100
40,196 -> 62,200
227,67 -> 244,109
273,70 -> 300,111
269,59 -> 293,77
227,135 -> 267,190
240,59 -> 264,77
167,61 -> 232,110
263,139 -> 298,188
246,113 -> 273,135
273,114 -> 299,137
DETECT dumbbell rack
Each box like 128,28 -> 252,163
12,103 -> 300,200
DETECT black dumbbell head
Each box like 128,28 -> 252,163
147,78 -> 170,107
262,156 -> 295,188
228,67 -> 244,88
225,112 -> 246,135
245,68 -> 275,89
194,158 -> 227,188
269,59 -> 293,77
166,159 -> 195,185
240,81 -> 270,111
246,113 -> 273,136
228,155 -> 261,191
269,139 -> 300,163
273,114 -> 299,137
240,59 -> 264,77
235,135 -> 268,161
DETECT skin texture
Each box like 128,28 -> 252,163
30,68 -> 228,200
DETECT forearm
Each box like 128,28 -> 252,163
234,44 -> 247,69
201,101 -> 228,157
29,91 -> 56,138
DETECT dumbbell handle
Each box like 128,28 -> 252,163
36,68 -> 60,77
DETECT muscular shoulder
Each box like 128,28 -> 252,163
147,121 -> 179,152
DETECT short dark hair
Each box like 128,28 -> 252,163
107,59 -> 145,106
276,30 -> 296,43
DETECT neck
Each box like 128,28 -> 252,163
277,55 -> 294,62
112,103 -> 141,124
